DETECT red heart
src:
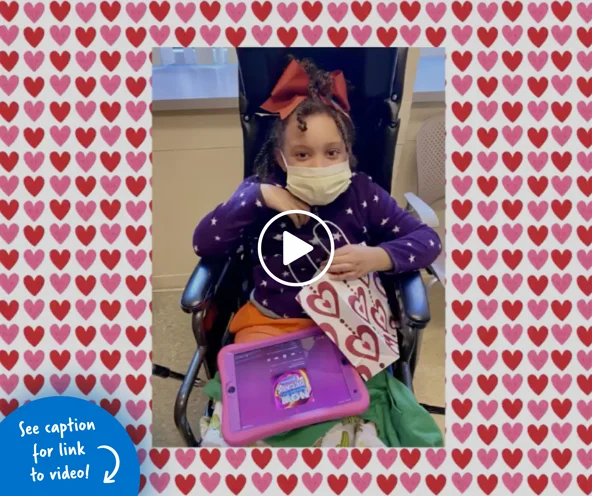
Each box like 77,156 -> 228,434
451,51 -> 472,71
50,300 -> 70,320
502,199 -> 522,219
24,176 -> 44,196
551,250 -> 571,270
50,51 -> 71,72
23,77 -> 44,97
149,449 -> 170,469
251,1 -> 271,21
477,475 -> 497,495
24,375 -> 44,395
502,51 -> 522,71
451,448 -> 472,469
149,1 -> 170,21
577,27 -> 592,48
451,102 -> 472,122
199,1 -> 220,21
528,77 -> 548,97
426,27 -> 446,47
277,475 -> 298,495
75,225 -> 96,246
100,1 -> 121,21
550,448 -> 571,468
0,51 -> 18,71
0,350 -> 18,370
370,299 -> 388,332
100,250 -> 121,270
477,27 -> 497,47
175,475 -> 195,495
50,350 -> 70,370
126,375 -> 146,395
451,249 -> 472,269
400,1 -> 420,21
400,449 -> 420,468
551,300 -> 571,320
477,225 -> 497,245
126,128 -> 146,148
527,275 -> 547,296
0,249 -> 18,270
0,151 -> 18,172
200,449 -> 220,469
348,287 -> 370,323
502,399 -> 522,419
527,27 -> 548,47
502,448 -> 523,468
527,374 -> 548,395
126,424 -> 147,445
23,326 -> 43,346
477,275 -> 497,296
345,325 -> 380,362
100,51 -> 121,71
0,199 -> 18,220
101,300 -> 121,320
451,399 -> 472,419
477,374 -> 497,395
49,250 -> 70,270
76,326 -> 96,347
551,51 -> 572,72
377,474 -> 398,495
100,152 -> 121,171
100,350 -> 121,370
100,398 -> 121,416
477,77 -> 498,97
352,1 -> 371,21
351,448 -> 371,469
551,399 -> 572,420
425,474 -> 446,495
452,301 -> 472,320
226,475 -> 247,496
551,151 -> 571,171
501,102 -> 522,122
307,282 -> 340,318
251,448 -> 272,469
577,425 -> 592,444
501,350 -> 522,370
126,77 -> 146,97
24,128 -> 44,148
377,27 -> 398,47
477,424 -> 498,444
578,276 -> 592,296
578,226 -> 592,246
451,1 -> 472,21
578,77 -> 592,98
477,176 -> 498,196
578,475 -> 592,495
75,374 -> 96,395
502,250 -> 522,269
24,275 -> 44,296
552,1 -> 572,21
451,200 -> 472,220
225,27 -> 246,47
75,27 -> 96,48
24,226 -> 44,246
477,128 -> 498,148
75,77 -> 96,97
277,27 -> 299,47
451,350 -> 472,370
0,1 -> 18,21
578,375 -> 592,395
302,448 -> 322,469
23,27 -> 44,48
527,475 -> 548,495
527,176 -> 548,196
478,326 -> 497,346
0,102 -> 18,122
451,151 -> 472,171
126,326 -> 147,346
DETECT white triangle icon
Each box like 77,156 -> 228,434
282,231 -> 314,266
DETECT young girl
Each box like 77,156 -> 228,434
194,58 -> 442,447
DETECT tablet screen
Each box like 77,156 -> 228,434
233,334 -> 353,430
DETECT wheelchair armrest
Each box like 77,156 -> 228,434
404,192 -> 439,228
395,270 -> 430,328
180,258 -> 231,314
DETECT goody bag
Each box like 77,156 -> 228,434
290,221 -> 400,381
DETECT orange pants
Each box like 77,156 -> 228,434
229,302 -> 314,343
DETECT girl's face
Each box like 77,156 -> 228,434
277,112 -> 347,170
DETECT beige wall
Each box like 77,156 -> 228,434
152,49 -> 445,291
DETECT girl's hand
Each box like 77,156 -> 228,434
260,184 -> 311,228
320,245 -> 393,281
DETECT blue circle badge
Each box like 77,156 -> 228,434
0,396 -> 140,496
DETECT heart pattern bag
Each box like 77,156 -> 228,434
291,221 -> 400,381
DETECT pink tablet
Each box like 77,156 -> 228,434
217,326 -> 369,446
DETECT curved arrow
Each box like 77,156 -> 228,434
98,445 -> 120,484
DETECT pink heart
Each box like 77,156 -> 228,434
551,473 -> 571,493
24,299 -> 43,320
75,350 -> 96,370
451,324 -> 472,345
451,274 -> 472,294
126,350 -> 147,371
127,250 -> 147,270
451,423 -> 472,443
0,126 -> 18,147
528,151 -> 548,171
49,324 -> 70,345
100,26 -> 121,45
351,25 -> 371,46
551,375 -> 571,395
23,200 -> 44,221
376,448 -> 397,469
578,152 -> 592,172
477,250 -> 497,270
0,75 -> 19,96
452,473 -> 472,493
126,300 -> 146,319
502,26 -> 522,45
527,400 -> 548,421
476,2 -> 497,22
528,51 -> 548,72
100,176 -> 121,196
75,2 -> 96,22
0,324 -> 19,345
50,126 -> 70,147
501,422 -> 522,443
477,448 -> 497,469
252,25 -> 272,46
451,126 -> 471,146
579,3 -> 592,22
149,26 -> 170,45
225,2 -> 246,22
477,201 -> 497,221
451,224 -> 472,244
149,473 -> 170,493
76,300 -> 96,320
50,375 -> 71,395
477,51 -> 497,71
551,423 -> 571,443
302,473 -> 323,493
327,2 -> 348,22
551,75 -> 572,95
0,176 -> 18,195
501,176 -> 522,196
477,103 -> 498,122
49,75 -> 71,96
175,450 -> 196,470
578,250 -> 592,271
502,324 -> 522,345
76,250 -> 96,271
527,250 -> 548,270
49,224 -> 70,244
24,2 -> 44,22
528,300 -> 548,320
100,324 -> 122,345
100,274 -> 121,294
176,3 -> 196,22
50,274 -> 70,294
451,374 -> 471,394
551,25 -> 571,45
75,51 -> 96,72
551,175 -> 572,196
200,26 -> 221,46
226,449 -> 246,469
0,26 -> 18,46
527,350 -> 548,370
551,324 -> 571,345
477,350 -> 497,370
327,449 -> 348,469
451,25 -> 472,45
302,25 -> 322,46
399,25 -> 421,45
502,274 -> 522,294
377,2 -> 397,22
502,374 -> 522,395
351,473 -> 372,493
451,176 -> 472,196
426,2 -> 446,22
578,51 -> 592,72
477,399 -> 497,420
527,2 -> 548,22
425,448 -> 446,469
252,473 -> 272,493
23,250 -> 43,271
502,75 -> 523,95
126,399 -> 147,420
100,375 -> 121,395
278,2 -> 298,22
400,473 -> 420,493
579,300 -> 592,320
126,51 -> 147,72
451,75 -> 472,95
126,2 -> 147,22
126,102 -> 147,122
578,102 -> 592,122
0,374 -> 18,395
100,75 -> 121,96
501,473 -> 523,492
502,126 -> 522,146
578,403 -> 592,422
551,274 -> 571,294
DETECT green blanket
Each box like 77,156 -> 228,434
203,370 -> 443,448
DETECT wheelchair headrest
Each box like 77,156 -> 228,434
236,48 -> 408,192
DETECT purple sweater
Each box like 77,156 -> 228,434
193,171 -> 442,318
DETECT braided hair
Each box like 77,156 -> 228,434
253,57 -> 357,181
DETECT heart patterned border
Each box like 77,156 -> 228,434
2,1 -> 592,494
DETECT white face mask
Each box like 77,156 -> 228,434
280,152 -> 352,206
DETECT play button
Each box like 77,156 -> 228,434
282,231 -> 313,265
257,209 -> 335,287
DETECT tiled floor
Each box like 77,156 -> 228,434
152,282 -> 445,447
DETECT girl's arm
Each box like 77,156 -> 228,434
192,177 -> 266,259
361,174 -> 442,274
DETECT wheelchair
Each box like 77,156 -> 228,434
153,48 -> 444,447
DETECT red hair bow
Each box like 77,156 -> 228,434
260,59 -> 351,120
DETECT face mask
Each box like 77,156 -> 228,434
280,152 -> 352,206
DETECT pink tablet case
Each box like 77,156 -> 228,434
217,326 -> 370,446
